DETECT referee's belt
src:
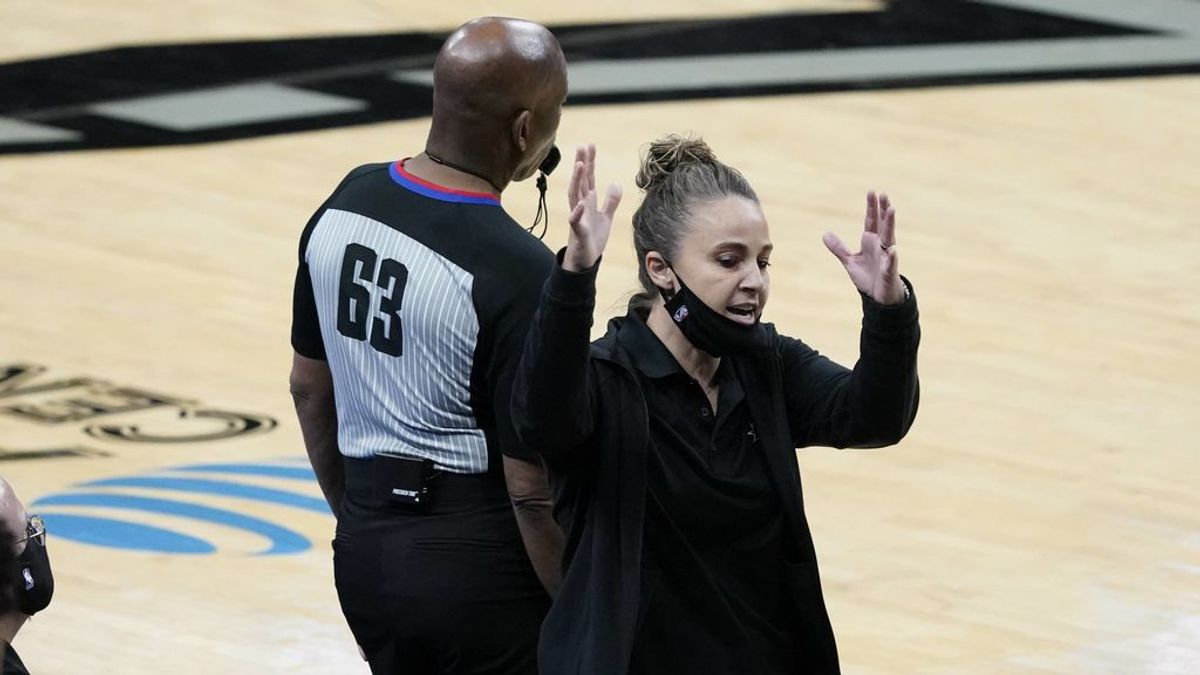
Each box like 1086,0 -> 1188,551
343,455 -> 500,503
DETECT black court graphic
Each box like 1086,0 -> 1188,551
0,362 -> 279,448
1,0 -> 1198,154
0,446 -> 111,462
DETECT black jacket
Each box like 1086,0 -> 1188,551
512,261 -> 920,675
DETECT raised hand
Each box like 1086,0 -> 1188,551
563,144 -> 622,272
822,191 -> 906,305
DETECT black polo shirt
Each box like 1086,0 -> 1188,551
622,315 -> 798,675
2,643 -> 29,675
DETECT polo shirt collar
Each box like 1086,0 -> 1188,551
620,312 -> 686,380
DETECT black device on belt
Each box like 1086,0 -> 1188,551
374,451 -> 436,508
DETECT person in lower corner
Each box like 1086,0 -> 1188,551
0,477 -> 55,675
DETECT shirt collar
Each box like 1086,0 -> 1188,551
620,313 -> 687,380
389,159 -> 502,206
620,312 -> 745,405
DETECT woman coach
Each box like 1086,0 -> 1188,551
512,136 -> 921,674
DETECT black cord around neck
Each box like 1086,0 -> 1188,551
530,173 -> 549,241
424,150 -> 504,194
424,149 -> 549,241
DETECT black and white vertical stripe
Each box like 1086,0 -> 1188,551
305,208 -> 487,472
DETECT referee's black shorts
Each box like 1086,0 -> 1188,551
334,457 -> 549,675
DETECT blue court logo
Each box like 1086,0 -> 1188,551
32,459 -> 331,555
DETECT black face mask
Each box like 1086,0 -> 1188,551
659,270 -> 768,358
15,515 -> 53,616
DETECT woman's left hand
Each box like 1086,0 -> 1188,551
823,190 -> 906,305
563,144 -> 623,273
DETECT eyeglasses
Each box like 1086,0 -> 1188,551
16,514 -> 45,547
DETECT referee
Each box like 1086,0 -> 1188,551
289,18 -> 566,675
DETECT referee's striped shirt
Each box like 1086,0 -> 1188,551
291,161 -> 554,474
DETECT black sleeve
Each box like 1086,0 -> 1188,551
510,250 -> 600,468
480,248 -> 557,461
783,276 -> 920,448
289,165 -> 381,361
291,260 -> 326,360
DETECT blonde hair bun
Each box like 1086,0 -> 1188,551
635,133 -> 718,190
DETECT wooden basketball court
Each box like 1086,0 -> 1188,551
0,1 -> 1196,672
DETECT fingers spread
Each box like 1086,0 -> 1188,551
568,158 -> 587,209
568,200 -> 586,228
601,182 -> 623,218
879,205 -> 897,248
585,144 -> 597,193
860,229 -> 880,255
864,190 -> 878,234
823,232 -> 852,264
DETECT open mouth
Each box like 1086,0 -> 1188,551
726,305 -> 758,324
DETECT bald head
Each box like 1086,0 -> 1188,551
426,17 -> 568,189
0,478 -> 24,556
434,17 -> 565,112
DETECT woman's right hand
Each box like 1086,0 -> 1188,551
563,144 -> 623,272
